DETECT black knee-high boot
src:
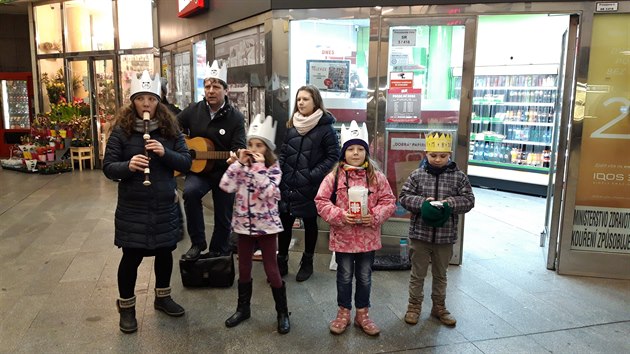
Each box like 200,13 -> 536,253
225,281 -> 252,327
271,281 -> 290,334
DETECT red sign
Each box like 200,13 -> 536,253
178,0 -> 208,18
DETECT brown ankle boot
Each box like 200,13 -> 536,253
404,303 -> 422,325
431,296 -> 456,326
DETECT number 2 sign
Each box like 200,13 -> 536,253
590,97 -> 630,140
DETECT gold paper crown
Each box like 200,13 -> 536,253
425,132 -> 452,152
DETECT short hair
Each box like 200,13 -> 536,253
203,78 -> 227,89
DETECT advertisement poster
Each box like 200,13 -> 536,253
306,60 -> 350,93
571,15 -> 630,254
386,88 -> 422,123
386,131 -> 426,219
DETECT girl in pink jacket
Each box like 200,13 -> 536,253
315,120 -> 396,336
220,114 -> 289,334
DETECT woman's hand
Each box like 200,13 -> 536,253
145,139 -> 165,157
129,154 -> 149,172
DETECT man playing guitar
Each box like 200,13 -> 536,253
177,60 -> 246,260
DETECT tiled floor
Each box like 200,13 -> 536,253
0,169 -> 628,353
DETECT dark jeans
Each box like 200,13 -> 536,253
335,251 -> 375,310
118,247 -> 173,299
278,213 -> 318,256
237,233 -> 282,288
183,173 -> 234,255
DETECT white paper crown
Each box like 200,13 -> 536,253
130,70 -> 161,101
340,120 -> 369,149
205,60 -> 227,84
247,114 -> 277,150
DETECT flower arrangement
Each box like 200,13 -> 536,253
41,69 -> 82,105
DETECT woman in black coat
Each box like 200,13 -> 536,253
277,85 -> 340,281
103,71 -> 192,334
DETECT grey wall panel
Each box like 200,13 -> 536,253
158,0 -> 271,46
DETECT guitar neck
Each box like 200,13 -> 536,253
195,151 -> 231,160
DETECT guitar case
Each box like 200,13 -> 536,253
179,252 -> 235,288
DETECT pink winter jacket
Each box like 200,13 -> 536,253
220,161 -> 284,236
315,167 -> 396,253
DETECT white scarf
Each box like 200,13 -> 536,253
292,109 -> 323,136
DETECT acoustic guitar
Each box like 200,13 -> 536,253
176,136 -> 231,176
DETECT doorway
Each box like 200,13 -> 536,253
65,56 -> 119,167
374,12 -> 577,267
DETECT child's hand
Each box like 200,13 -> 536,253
250,152 -> 264,163
344,212 -> 359,225
238,149 -> 253,165
359,214 -> 372,227
226,151 -> 238,164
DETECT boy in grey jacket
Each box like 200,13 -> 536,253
399,132 -> 475,327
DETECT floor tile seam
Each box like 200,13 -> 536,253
471,209 -> 543,236
0,175 -> 60,218
465,319 -> 630,344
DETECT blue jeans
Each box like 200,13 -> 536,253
182,173 -> 234,255
335,251 -> 375,310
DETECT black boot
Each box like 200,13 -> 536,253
154,287 -> 185,317
183,244 -> 204,261
295,253 -> 313,282
116,296 -> 138,334
277,254 -> 289,277
225,281 -> 252,327
271,281 -> 290,334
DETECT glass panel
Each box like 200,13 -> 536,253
64,0 -> 114,52
119,54 -> 154,105
173,51 -> 191,109
161,52 -> 175,104
67,60 -> 89,103
214,25 -> 265,67
38,58 -> 65,111
117,0 -> 154,49
382,21 -> 464,219
288,18 -> 371,127
193,40 -> 207,102
570,13 -> 630,254
34,3 -> 63,54
1,80 -> 30,129
94,59 -> 116,160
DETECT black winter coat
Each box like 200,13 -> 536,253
103,126 -> 192,249
278,112 -> 340,218
177,96 -> 246,181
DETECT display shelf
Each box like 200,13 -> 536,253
472,102 -> 555,107
468,159 -> 548,173
501,139 -> 550,146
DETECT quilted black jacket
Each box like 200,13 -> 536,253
278,112 -> 340,218
103,126 -> 192,249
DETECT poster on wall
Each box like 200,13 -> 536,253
306,60 -> 350,93
386,88 -> 422,123
227,84 -> 249,130
570,15 -> 630,255
385,131 -> 426,219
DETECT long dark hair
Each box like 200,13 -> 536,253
114,101 -> 181,139
287,85 -> 328,128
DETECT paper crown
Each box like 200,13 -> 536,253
425,132 -> 453,152
205,60 -> 227,84
340,120 -> 369,155
248,114 -> 277,150
130,70 -> 161,101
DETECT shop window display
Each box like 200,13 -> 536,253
119,54 -> 154,105
34,3 -> 63,54
117,0 -> 154,49
63,0 -> 114,52
289,19 -> 370,125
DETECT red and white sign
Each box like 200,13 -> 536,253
389,72 -> 414,89
178,0 -> 208,18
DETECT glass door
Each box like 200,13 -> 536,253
66,56 -> 118,167
376,16 -> 477,264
